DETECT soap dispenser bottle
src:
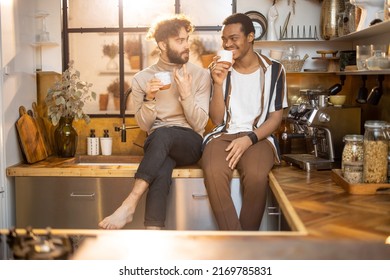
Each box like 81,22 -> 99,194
87,129 -> 99,155
100,129 -> 112,156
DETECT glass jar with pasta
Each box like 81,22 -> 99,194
363,120 -> 388,183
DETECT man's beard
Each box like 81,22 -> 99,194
167,45 -> 189,64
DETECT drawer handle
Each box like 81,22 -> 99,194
192,193 -> 208,199
70,192 -> 95,198
267,206 -> 281,216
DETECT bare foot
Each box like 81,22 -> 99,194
99,178 -> 148,229
145,226 -> 162,230
98,203 -> 135,229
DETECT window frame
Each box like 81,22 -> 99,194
62,0 -> 236,117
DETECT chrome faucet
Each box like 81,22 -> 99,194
115,87 -> 139,142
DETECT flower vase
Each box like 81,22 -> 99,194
129,55 -> 140,69
267,5 -> 278,41
320,0 -> 345,40
54,117 -> 78,157
106,58 -> 118,70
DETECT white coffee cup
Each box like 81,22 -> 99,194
155,72 -> 171,90
217,49 -> 233,65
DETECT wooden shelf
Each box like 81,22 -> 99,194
330,21 -> 390,42
336,70 -> 390,75
31,41 -> 58,47
99,70 -> 138,75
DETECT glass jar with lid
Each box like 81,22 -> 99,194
366,50 -> 390,70
363,120 -> 388,183
342,134 -> 364,184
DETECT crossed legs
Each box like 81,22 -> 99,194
99,126 -> 202,230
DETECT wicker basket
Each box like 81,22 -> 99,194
280,59 -> 305,72
280,54 -> 309,72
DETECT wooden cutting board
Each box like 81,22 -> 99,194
15,106 -> 48,163
32,102 -> 53,156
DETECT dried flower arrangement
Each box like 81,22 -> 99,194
102,43 -> 119,59
45,60 -> 96,126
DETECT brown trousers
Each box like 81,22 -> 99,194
201,133 -> 275,230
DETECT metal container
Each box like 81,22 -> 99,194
318,95 -> 328,108
320,0 -> 346,40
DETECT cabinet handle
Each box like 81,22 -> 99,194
70,192 -> 95,198
267,206 -> 281,216
192,193 -> 208,199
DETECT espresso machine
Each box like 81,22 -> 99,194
282,89 -> 361,171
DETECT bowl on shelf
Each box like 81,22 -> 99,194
329,95 -> 346,106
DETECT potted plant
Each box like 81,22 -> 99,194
45,60 -> 96,157
102,43 -> 119,70
190,37 -> 216,68
124,38 -> 141,69
107,78 -> 130,110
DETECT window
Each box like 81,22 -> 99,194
62,0 -> 233,116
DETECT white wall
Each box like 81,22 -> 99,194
35,0 -> 62,72
1,0 -> 36,229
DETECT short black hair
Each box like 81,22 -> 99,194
222,13 -> 255,36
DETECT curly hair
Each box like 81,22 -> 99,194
146,14 -> 194,43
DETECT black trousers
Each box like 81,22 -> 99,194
135,126 -> 203,227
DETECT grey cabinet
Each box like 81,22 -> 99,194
165,178 -> 283,231
15,177 -> 146,229
15,176 -> 285,231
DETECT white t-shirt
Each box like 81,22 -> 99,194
226,68 -> 262,134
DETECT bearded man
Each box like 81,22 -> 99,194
99,14 -> 211,230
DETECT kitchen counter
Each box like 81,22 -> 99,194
5,156 -> 390,259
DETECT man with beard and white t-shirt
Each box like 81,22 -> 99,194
99,14 -> 211,230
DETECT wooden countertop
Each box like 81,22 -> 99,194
6,155 -> 240,178
271,165 -> 390,241
5,156 -> 390,259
